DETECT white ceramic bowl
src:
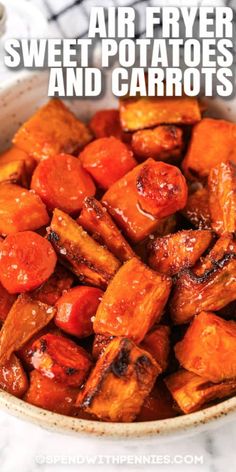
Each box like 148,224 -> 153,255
0,71 -> 236,439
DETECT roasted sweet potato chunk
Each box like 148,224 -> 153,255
148,230 -> 212,276
25,370 -> 79,415
30,264 -> 74,306
89,109 -> 123,139
182,118 -> 236,179
0,284 -> 17,324
175,311 -> 236,382
181,187 -> 211,229
78,197 -> 135,262
31,333 -> 92,387
208,161 -> 236,234
0,160 -> 28,187
48,209 -> 120,289
132,125 -> 183,161
0,146 -> 36,178
137,380 -> 177,421
140,326 -> 170,372
13,99 -> 92,161
0,183 -> 49,235
94,257 -> 172,343
92,334 -> 114,360
0,295 -> 55,365
76,337 -> 160,422
119,97 -> 201,131
0,354 -> 28,398
165,369 -> 236,414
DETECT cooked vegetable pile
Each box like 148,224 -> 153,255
0,95 -> 236,423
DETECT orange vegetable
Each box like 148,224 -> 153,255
0,354 -> 28,398
13,99 -> 92,161
78,197 -> 135,262
0,283 -> 17,324
31,333 -> 92,387
132,125 -> 183,161
94,257 -> 172,343
193,234 -> 235,277
76,337 -> 160,422
165,369 -> 236,414
0,295 -> 55,365
55,286 -> 103,337
0,146 -> 36,178
0,183 -> 49,235
31,153 -> 95,214
208,161 -> 236,234
175,311 -> 236,382
80,137 -> 136,189
0,231 -> 57,293
30,264 -> 74,306
92,334 -> 114,360
148,230 -> 212,276
181,187 -> 211,229
182,118 -> 236,179
89,109 -> 123,139
137,381 -> 177,421
140,326 -> 170,372
0,160 -> 28,187
25,370 -> 79,415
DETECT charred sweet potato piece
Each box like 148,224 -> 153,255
140,326 -> 170,372
0,183 -> 49,235
76,337 -> 160,422
0,295 -> 55,365
94,257 -> 172,343
30,264 -> 74,306
92,334 -> 114,360
148,230 -> 212,276
0,146 -> 36,179
165,369 -> 236,414
131,125 -> 183,161
31,333 -> 92,387
137,380 -> 177,421
24,370 -> 79,415
208,161 -> 236,234
193,234 -> 235,277
48,209 -> 120,289
0,284 -> 17,324
0,354 -> 28,398
102,159 -> 187,243
80,137 -> 136,189
13,99 -> 92,161
119,97 -> 201,131
181,187 -> 211,229
89,109 -> 123,139
78,197 -> 135,262
0,160 -> 28,187
182,118 -> 236,180
175,311 -> 236,382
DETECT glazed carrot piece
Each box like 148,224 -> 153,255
148,230 -> 212,276
0,183 -> 49,235
30,264 -> 74,306
0,354 -> 28,398
80,136 -> 136,189
140,326 -> 170,372
76,337 -> 160,422
131,125 -> 183,161
31,153 -> 96,214
175,311 -> 236,382
165,369 -> 236,414
78,197 -> 135,262
182,118 -> 236,180
13,99 -> 92,161
31,333 -> 92,387
208,161 -> 236,234
137,381 -> 177,421
93,258 -> 172,343
92,334 -> 114,360
25,370 -> 79,416
0,283 -> 17,324
89,109 -> 123,139
0,295 -> 55,365
0,231 -> 57,293
55,286 -> 103,337
181,187 -> 211,229
0,146 -> 36,178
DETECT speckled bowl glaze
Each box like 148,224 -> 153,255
0,71 -> 236,439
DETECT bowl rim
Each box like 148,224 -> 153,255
0,70 -> 236,438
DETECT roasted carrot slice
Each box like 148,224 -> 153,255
208,161 -> 236,234
175,311 -> 236,382
24,370 -> 79,416
0,283 -> 17,324
92,334 -> 114,360
80,137 -> 136,189
165,369 -> 236,414
89,109 -> 123,139
31,333 -> 92,387
0,183 -> 49,235
48,209 -> 120,289
55,286 -> 103,338
0,231 -> 57,293
30,264 -> 74,306
137,380 -> 177,421
0,354 -> 28,398
13,99 -> 92,161
31,153 -> 95,214
140,326 -> 170,372
0,295 -> 55,365
148,230 -> 212,276
78,197 -> 135,262
182,118 -> 236,180
131,125 -> 183,161
181,187 -> 211,229
94,257 -> 172,343
76,337 -> 160,422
